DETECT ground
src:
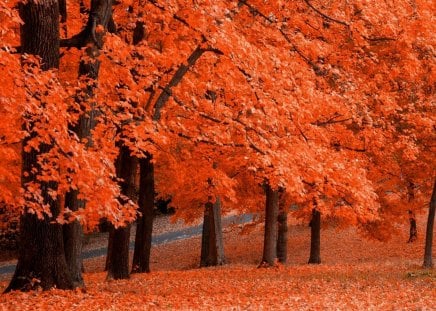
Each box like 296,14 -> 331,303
0,215 -> 434,310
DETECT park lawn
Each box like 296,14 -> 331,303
0,216 -> 434,310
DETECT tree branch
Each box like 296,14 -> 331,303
152,46 -> 223,120
238,0 -> 325,75
302,0 -> 349,26
312,113 -> 352,127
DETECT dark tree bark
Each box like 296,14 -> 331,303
423,180 -> 436,268
60,0 -> 113,49
105,227 -> 114,271
5,0 -> 74,292
6,213 -> 73,292
200,197 -> 226,267
132,20 -> 145,45
106,224 -> 131,280
308,209 -> 321,264
152,46 -> 223,121
277,206 -> 288,264
63,202 -> 84,288
408,210 -> 417,243
260,185 -> 279,267
106,146 -> 137,280
406,182 -> 417,243
59,0 -> 67,23
59,0 -> 67,36
18,0 -> 60,70
62,0 -> 113,287
132,156 -> 155,273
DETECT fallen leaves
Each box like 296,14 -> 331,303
0,216 -> 434,310
0,263 -> 433,310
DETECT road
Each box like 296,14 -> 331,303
0,214 -> 252,276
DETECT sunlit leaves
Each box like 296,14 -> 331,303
0,0 -> 434,234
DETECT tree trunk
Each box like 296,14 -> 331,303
106,225 -> 131,280
200,197 -> 226,267
423,179 -> 436,268
407,210 -> 417,243
6,0 -> 74,292
62,0 -> 112,288
106,146 -> 137,280
105,227 -> 114,271
308,209 -> 321,264
6,213 -> 73,292
132,156 -> 155,273
277,207 -> 288,264
260,185 -> 279,267
63,118 -> 93,287
63,206 -> 84,287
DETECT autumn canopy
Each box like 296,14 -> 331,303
0,0 -> 434,292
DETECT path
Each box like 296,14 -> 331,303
0,214 -> 253,275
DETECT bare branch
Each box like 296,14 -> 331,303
302,0 -> 349,26
238,0 -> 324,75
313,113 -> 352,127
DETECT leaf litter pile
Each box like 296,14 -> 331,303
0,217 -> 434,310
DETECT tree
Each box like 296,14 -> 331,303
132,156 -> 155,273
6,0 -> 74,292
200,197 -> 226,267
1,0 -> 434,291
106,146 -> 137,280
260,185 -> 279,267
423,180 -> 435,268
277,202 -> 288,264
62,0 -> 114,288
308,208 -> 321,264
407,210 -> 417,243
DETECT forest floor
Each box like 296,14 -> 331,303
0,214 -> 434,310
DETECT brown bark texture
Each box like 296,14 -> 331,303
277,207 -> 288,264
308,209 -> 321,264
132,156 -> 155,273
200,197 -> 226,267
6,0 -> 74,292
260,185 -> 279,267
63,0 -> 113,288
106,146 -> 137,280
407,211 -> 417,243
423,180 -> 436,268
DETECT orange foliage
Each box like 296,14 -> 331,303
0,0 -> 434,237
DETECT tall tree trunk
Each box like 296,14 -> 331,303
106,146 -> 137,280
308,209 -> 321,264
423,179 -> 436,268
62,0 -> 112,287
260,185 -> 279,267
200,197 -> 226,267
277,206 -> 288,264
132,156 -> 155,273
6,0 -> 74,292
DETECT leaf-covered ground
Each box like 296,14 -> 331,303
0,216 -> 434,310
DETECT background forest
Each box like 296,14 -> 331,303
0,0 -> 434,307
